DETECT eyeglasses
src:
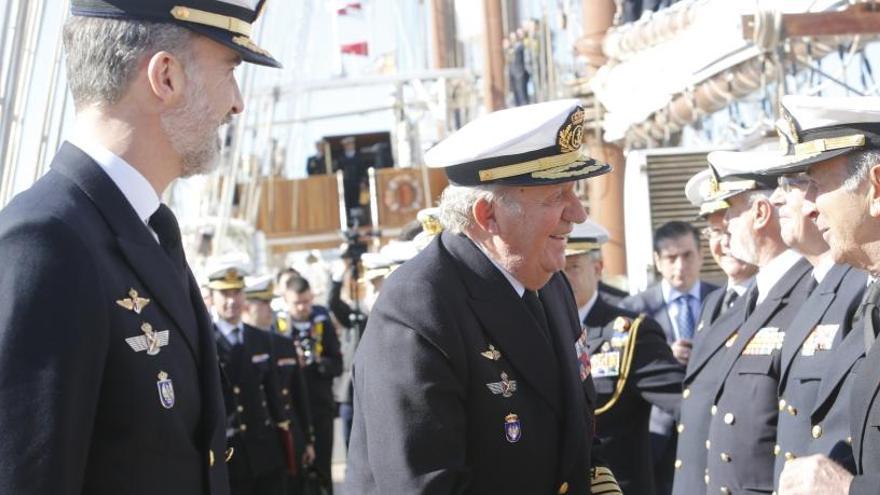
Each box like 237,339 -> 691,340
777,173 -> 817,193
700,226 -> 727,239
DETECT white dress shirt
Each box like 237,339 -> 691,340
755,249 -> 803,305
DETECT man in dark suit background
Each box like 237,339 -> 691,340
621,220 -> 718,494
346,99 -> 620,494
336,136 -> 368,222
563,219 -> 684,495
0,2 -> 278,494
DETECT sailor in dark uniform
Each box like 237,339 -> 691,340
563,219 -> 684,495
244,277 -> 316,495
346,99 -> 621,494
278,276 -> 342,494
0,2 -> 279,493
671,163 -> 764,495
766,95 -> 880,495
700,151 -> 816,494
209,265 -> 288,495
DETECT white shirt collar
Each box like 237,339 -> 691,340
578,291 -> 599,325
661,279 -> 702,304
213,316 -> 243,343
728,277 -> 754,296
67,138 -> 160,225
473,241 -> 525,297
756,249 -> 803,305
812,256 -> 836,284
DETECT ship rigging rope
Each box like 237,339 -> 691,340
752,6 -> 783,53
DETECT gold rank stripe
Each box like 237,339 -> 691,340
700,199 -> 729,216
170,6 -> 253,36
794,134 -> 866,157
476,150 -> 583,182
565,241 -> 602,255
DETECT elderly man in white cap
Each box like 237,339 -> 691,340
346,99 -> 620,494
763,96 -> 880,495
563,219 -> 684,495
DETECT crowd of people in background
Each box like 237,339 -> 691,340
503,19 -> 546,107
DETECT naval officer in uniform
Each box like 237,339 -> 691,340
768,96 -> 880,495
209,265 -> 289,495
346,99 -> 620,494
701,151 -> 816,494
0,1 -> 279,493
671,157 -> 779,495
563,219 -> 684,495
746,130 -> 868,488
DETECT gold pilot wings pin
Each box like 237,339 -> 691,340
125,322 -> 169,355
742,327 -> 785,356
801,324 -> 839,356
116,288 -> 150,314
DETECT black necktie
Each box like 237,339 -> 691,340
148,204 -> 186,272
522,290 -> 551,343
857,279 -> 880,352
720,288 -> 739,315
743,284 -> 759,318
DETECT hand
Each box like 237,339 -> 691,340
671,339 -> 692,365
778,454 -> 852,495
302,444 -> 316,466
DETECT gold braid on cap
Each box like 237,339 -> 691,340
170,6 -> 252,36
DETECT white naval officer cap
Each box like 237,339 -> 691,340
753,95 -> 880,176
703,150 -> 783,203
243,274 -> 275,301
205,254 -> 252,291
424,99 -> 612,186
565,219 -> 609,257
685,169 -> 730,218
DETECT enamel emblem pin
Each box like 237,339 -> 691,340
116,288 -> 150,314
125,322 -> 169,356
486,372 -> 517,398
480,344 -> 501,361
504,413 -> 522,443
156,371 -> 175,409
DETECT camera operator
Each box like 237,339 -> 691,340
281,276 -> 342,494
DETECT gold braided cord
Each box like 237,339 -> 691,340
475,150 -> 583,182
595,314 -> 645,416
590,466 -> 623,495
793,134 -> 866,157
170,6 -> 253,36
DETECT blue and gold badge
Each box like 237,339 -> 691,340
156,371 -> 175,409
504,413 -> 522,443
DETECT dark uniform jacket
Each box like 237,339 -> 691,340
672,283 -> 754,495
586,297 -> 685,495
346,232 -> 598,495
846,278 -> 880,495
705,257 -> 814,494
215,323 -> 287,482
268,331 -> 314,468
598,281 -> 629,307
621,281 -> 720,345
279,306 -> 343,416
0,143 -> 230,495
774,264 -> 866,485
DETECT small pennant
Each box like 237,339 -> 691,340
156,371 -> 175,409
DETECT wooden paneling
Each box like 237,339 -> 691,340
256,175 -> 341,237
372,167 -> 449,229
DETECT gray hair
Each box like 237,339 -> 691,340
63,16 -> 193,109
438,184 -> 522,234
843,150 -> 880,192
744,189 -> 773,207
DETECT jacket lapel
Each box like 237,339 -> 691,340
648,286 -> 674,342
442,233 -> 561,415
52,143 -> 201,363
779,265 -> 848,389
811,327 -> 864,420
711,259 -> 812,398
850,333 -> 880,466
541,274 -> 589,485
685,297 -> 747,382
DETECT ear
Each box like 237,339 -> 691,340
472,197 -> 499,233
751,197 -> 773,230
145,51 -> 188,108
868,164 -> 880,218
593,258 -> 604,278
